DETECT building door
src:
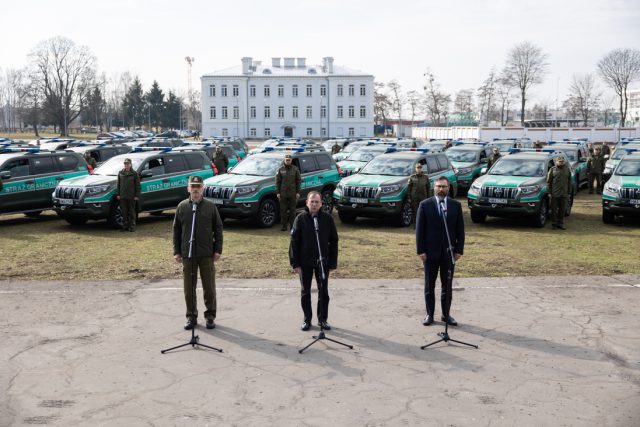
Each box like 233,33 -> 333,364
284,126 -> 293,137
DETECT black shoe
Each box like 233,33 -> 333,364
557,224 -> 566,230
551,224 -> 558,229
441,315 -> 458,326
281,224 -> 287,231
206,319 -> 215,329
318,321 -> 331,330
301,320 -> 311,331
184,319 -> 197,330
422,315 -> 434,326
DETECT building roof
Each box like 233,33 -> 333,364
202,57 -> 373,78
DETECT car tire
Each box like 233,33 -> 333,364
532,199 -> 548,228
470,210 -> 487,223
396,199 -> 412,227
602,210 -> 614,224
320,188 -> 334,214
65,217 -> 88,226
107,202 -> 124,229
338,210 -> 357,223
255,197 -> 279,228
24,210 -> 42,218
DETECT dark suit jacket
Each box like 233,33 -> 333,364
289,210 -> 339,269
416,196 -> 465,261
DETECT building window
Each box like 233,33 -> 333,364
306,128 -> 313,136
292,85 -> 298,97
292,106 -> 298,119
233,106 -> 239,119
264,85 -> 270,97
222,106 -> 228,119
321,127 -> 327,137
250,106 -> 256,118
348,84 -> 355,96
250,85 -> 256,97
250,128 -> 256,137
232,85 -> 239,97
348,105 -> 355,118
264,106 -> 270,119
348,127 -> 355,136
321,105 -> 327,118
337,85 -> 343,96
278,85 -> 284,97
337,106 -> 343,118
221,85 -> 228,97
360,84 -> 366,96
209,106 -> 216,119
360,106 -> 366,118
222,128 -> 228,137
264,128 -> 271,137
306,85 -> 312,97
306,106 -> 312,118
209,85 -> 216,97
278,106 -> 284,118
320,84 -> 326,96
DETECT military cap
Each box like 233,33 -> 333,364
284,153 -> 293,159
123,158 -> 132,164
188,175 -> 204,186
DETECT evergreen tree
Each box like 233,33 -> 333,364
81,86 -> 105,130
144,80 -> 164,131
162,91 -> 182,129
122,77 -> 145,129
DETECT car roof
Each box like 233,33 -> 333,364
448,144 -> 485,151
379,151 -> 435,160
507,151 -> 560,160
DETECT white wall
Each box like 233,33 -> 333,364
411,126 -> 640,142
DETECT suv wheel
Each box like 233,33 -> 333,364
255,198 -> 279,228
321,189 -> 334,214
532,199 -> 548,228
396,199 -> 412,227
108,203 -> 124,229
602,210 -> 614,224
338,210 -> 357,223
470,210 -> 486,223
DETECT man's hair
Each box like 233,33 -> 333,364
307,191 -> 321,201
435,176 -> 450,185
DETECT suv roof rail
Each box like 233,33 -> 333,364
454,141 -> 487,146
562,138 -> 588,141
132,147 -> 173,152
261,146 -> 325,153
385,147 -> 431,153
508,148 -> 560,155
1,147 -> 46,153
550,140 -> 583,145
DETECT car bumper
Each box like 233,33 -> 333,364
213,199 -> 260,218
335,197 -> 403,218
53,198 -> 111,219
467,196 -> 543,217
602,199 -> 640,217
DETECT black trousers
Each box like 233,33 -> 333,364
299,266 -> 330,322
423,251 -> 454,318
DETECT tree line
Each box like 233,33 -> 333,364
374,42 -> 640,128
0,36 -> 201,136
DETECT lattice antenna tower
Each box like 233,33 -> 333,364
185,56 -> 195,101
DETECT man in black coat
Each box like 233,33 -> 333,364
416,176 -> 465,327
289,191 -> 339,331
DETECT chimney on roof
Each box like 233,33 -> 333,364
296,57 -> 306,68
241,57 -> 253,74
272,57 -> 281,67
284,57 -> 295,68
322,57 -> 334,74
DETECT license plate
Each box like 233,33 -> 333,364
58,199 -> 73,205
349,197 -> 368,204
211,198 -> 224,205
488,198 -> 508,204
630,199 -> 640,205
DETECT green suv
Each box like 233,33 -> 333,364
52,147 -> 213,227
333,148 -> 458,226
604,142 -> 640,182
546,141 -> 590,189
602,149 -> 640,223
445,142 -> 493,192
467,149 -> 576,227
337,144 -> 397,177
0,147 -> 90,217
204,137 -> 249,159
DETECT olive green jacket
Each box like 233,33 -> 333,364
276,164 -> 301,196
117,169 -> 141,199
407,173 -> 431,201
213,152 -> 229,174
547,165 -> 572,198
587,155 -> 606,174
173,198 -> 223,258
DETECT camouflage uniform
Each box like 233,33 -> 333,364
487,152 -> 501,169
600,143 -> 611,157
587,152 -> 606,194
547,163 -> 572,228
407,171 -> 431,226
276,159 -> 301,230
213,150 -> 229,174
331,143 -> 341,155
117,166 -> 141,231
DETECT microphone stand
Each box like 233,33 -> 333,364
299,214 -> 353,354
421,199 -> 477,350
162,201 -> 223,354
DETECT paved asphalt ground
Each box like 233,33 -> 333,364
1,275 -> 639,426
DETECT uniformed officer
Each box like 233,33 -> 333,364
84,151 -> 97,171
213,146 -> 229,175
407,163 -> 431,227
547,156 -> 572,230
173,175 -> 223,330
331,142 -> 341,155
116,158 -> 140,232
487,147 -> 501,169
276,154 -> 301,231
587,146 -> 606,194
600,142 -> 611,158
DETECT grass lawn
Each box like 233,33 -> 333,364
0,193 -> 638,281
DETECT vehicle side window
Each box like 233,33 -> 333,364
31,156 -> 57,175
163,155 -> 187,174
299,156 -> 319,173
1,158 -> 30,178
316,154 -> 332,170
142,158 -> 165,176
184,153 -> 205,170
116,147 -> 130,155
426,156 -> 439,174
56,154 -> 79,171
97,148 -> 114,162
479,149 -> 488,160
436,154 -> 449,171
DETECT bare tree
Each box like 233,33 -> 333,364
477,68 -> 497,126
406,90 -> 423,124
504,41 -> 549,126
495,72 -> 515,126
423,70 -> 451,126
564,73 -> 601,126
597,48 -> 640,127
373,82 -> 391,132
387,80 -> 404,136
28,37 -> 96,136
454,89 -> 474,114
1,68 -> 26,132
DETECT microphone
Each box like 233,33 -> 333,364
312,214 -> 319,231
192,202 -> 198,212
439,199 -> 447,217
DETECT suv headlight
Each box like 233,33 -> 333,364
604,182 -> 620,194
470,181 -> 481,190
236,185 -> 257,195
520,185 -> 541,196
379,184 -> 401,194
456,167 -> 473,176
85,185 -> 110,195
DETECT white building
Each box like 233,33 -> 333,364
201,57 -> 374,139
628,88 -> 640,127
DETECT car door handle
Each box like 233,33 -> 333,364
25,180 -> 34,184
318,175 -> 324,179
162,179 -> 170,182
55,176 -> 64,181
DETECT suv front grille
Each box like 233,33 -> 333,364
55,186 -> 84,200
620,187 -> 640,200
203,186 -> 233,200
480,186 -> 519,199
342,186 -> 378,199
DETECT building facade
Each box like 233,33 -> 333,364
201,57 -> 374,139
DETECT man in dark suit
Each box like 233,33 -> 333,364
416,176 -> 465,326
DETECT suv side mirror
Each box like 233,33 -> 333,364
140,170 -> 153,178
604,154 -> 610,159
0,171 -> 11,179
481,167 -> 488,175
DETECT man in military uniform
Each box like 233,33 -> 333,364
547,156 -> 572,230
487,147 -> 501,169
407,163 -> 431,227
331,142 -> 341,155
116,158 -> 140,232
84,151 -> 97,171
587,146 -> 606,194
600,142 -> 611,158
213,145 -> 229,175
276,154 -> 301,231
173,175 -> 224,330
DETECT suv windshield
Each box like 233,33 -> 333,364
446,150 -> 477,162
490,142 -> 515,152
94,156 -> 143,176
556,149 -> 578,162
612,147 -> 640,159
230,156 -> 282,176
360,157 -> 414,176
490,159 -> 545,177
347,150 -> 380,162
342,142 -> 368,154
615,159 -> 640,176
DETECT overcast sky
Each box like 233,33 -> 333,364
2,0 -> 639,107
